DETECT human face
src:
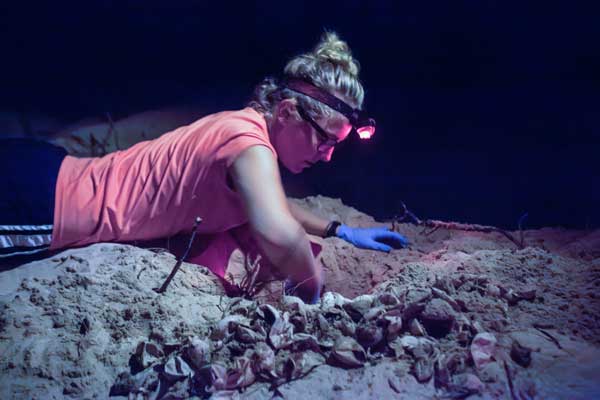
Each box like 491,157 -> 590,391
297,106 -> 352,171
297,105 -> 340,152
272,101 -> 352,174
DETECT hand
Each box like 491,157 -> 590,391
284,276 -> 322,304
336,225 -> 409,252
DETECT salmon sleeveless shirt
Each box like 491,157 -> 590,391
50,108 -> 276,250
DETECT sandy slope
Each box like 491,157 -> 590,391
1,197 -> 599,399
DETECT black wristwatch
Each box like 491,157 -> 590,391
324,221 -> 342,238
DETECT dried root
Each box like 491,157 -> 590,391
223,253 -> 281,301
393,202 -> 527,249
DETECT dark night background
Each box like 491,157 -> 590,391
1,1 -> 598,230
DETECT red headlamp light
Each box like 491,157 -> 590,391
356,124 -> 375,139
283,78 -> 376,140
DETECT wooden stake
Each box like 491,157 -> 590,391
153,217 -> 202,294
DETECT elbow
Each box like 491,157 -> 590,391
262,218 -> 304,249
252,216 -> 305,259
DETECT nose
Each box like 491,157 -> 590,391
320,147 -> 334,162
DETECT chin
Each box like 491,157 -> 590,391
281,162 -> 304,174
281,158 -> 308,174
292,165 -> 305,174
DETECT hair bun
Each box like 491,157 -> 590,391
250,30 -> 364,116
313,31 -> 360,78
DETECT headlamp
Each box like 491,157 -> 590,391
282,78 -> 376,139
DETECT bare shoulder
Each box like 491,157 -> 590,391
232,145 -> 277,169
229,145 -> 285,205
230,145 -> 279,183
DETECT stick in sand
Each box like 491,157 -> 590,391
153,217 -> 202,294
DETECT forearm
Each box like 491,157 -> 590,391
254,221 -> 322,301
227,146 -> 322,302
277,228 -> 322,292
287,199 -> 330,237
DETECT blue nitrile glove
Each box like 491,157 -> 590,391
336,224 -> 409,252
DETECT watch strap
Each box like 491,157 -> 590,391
324,221 -> 342,238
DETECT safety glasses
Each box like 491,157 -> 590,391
296,105 -> 339,152
283,78 -> 376,140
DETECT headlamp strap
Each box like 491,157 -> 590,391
282,78 -> 357,123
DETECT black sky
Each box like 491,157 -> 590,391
1,1 -> 599,228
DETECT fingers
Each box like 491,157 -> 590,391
364,240 -> 392,253
285,276 -> 323,304
373,229 -> 410,248
339,226 -> 410,252
284,278 -> 295,295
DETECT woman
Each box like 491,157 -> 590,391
0,32 -> 408,303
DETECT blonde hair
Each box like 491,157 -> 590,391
248,31 -> 364,122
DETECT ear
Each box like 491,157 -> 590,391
276,98 -> 299,124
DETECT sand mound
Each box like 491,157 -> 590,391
1,196 -> 599,399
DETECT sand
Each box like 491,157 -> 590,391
1,196 -> 599,399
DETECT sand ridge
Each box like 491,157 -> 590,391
1,196 -> 599,399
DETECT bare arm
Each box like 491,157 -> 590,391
229,145 -> 322,301
287,200 -> 331,237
